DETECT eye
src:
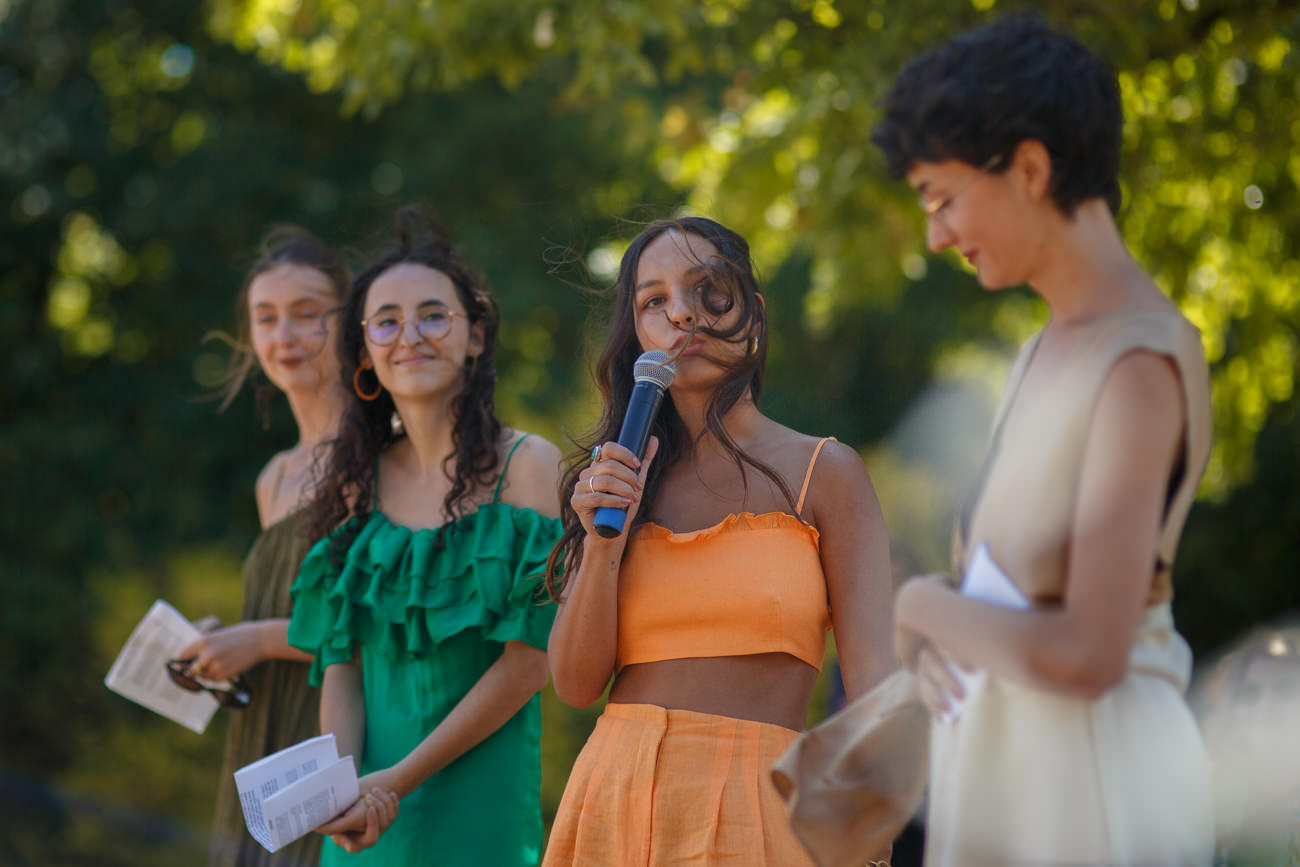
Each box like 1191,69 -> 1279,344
421,310 -> 450,325
375,314 -> 399,329
696,280 -> 733,316
255,313 -> 276,326
295,309 -> 322,321
640,295 -> 664,310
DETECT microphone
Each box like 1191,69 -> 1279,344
592,350 -> 677,538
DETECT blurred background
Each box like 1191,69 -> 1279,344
2,0 -> 1297,864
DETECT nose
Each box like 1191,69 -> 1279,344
665,290 -> 696,329
273,315 -> 296,345
926,215 -> 955,253
396,317 -> 423,345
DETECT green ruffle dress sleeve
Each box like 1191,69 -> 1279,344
288,503 -> 561,686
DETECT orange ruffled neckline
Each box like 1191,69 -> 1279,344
635,510 -> 821,546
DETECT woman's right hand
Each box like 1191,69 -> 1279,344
573,437 -> 658,539
176,621 -> 270,683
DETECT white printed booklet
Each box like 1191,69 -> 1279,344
104,599 -> 220,733
234,734 -> 359,853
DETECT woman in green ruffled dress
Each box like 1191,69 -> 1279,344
287,208 -> 563,865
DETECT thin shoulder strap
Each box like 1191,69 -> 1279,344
492,433 -> 532,503
796,436 -> 836,516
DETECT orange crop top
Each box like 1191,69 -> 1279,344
615,438 -> 834,672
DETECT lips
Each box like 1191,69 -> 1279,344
671,335 -> 706,355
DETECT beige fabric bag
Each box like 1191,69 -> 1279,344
772,669 -> 930,867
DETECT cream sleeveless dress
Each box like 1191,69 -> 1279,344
925,310 -> 1215,866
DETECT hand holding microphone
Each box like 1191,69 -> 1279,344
574,350 -> 676,540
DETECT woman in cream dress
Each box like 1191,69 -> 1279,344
872,14 -> 1214,866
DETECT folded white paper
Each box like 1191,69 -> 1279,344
235,734 -> 360,853
941,543 -> 1030,723
103,599 -> 220,734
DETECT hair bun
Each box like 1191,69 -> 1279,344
394,203 -> 453,252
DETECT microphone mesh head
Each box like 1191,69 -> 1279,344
633,350 -> 677,389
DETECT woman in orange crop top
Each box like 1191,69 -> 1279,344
542,217 -> 896,866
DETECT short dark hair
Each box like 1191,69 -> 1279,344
871,12 -> 1123,215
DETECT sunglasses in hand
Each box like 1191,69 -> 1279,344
165,658 -> 254,709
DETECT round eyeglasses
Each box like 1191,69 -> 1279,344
361,308 -> 463,346
918,154 -> 1004,221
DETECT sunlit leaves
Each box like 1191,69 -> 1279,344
205,0 -> 1300,496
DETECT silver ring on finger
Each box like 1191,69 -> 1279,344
587,475 -> 597,495
590,444 -> 603,463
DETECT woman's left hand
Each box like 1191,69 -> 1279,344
316,785 -> 400,853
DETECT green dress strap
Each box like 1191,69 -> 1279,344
492,433 -> 532,503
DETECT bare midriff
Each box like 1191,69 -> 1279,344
608,652 -> 818,731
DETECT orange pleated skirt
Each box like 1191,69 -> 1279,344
543,702 -> 816,867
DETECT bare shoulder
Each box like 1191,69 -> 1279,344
793,435 -> 871,492
254,450 -> 292,527
1098,349 -> 1184,430
1086,350 -> 1185,481
766,429 -> 878,524
497,431 -> 563,518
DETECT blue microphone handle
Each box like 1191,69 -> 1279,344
592,380 -> 665,538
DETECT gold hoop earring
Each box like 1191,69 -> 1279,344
353,366 -> 382,401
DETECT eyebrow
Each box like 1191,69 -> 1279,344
253,292 -> 331,308
368,299 -> 452,315
634,265 -> 708,293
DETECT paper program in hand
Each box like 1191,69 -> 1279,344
235,733 -> 360,853
939,543 -> 1031,724
103,599 -> 221,734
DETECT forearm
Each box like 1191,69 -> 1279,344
897,582 -> 1122,699
321,659 -> 366,760
253,619 -> 315,663
548,535 -> 623,707
387,642 -> 549,797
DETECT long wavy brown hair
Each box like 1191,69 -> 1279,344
309,205 -> 502,565
545,217 -> 797,598
207,226 -> 349,427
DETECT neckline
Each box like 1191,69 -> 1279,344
368,500 -> 550,536
637,510 -> 818,543
261,505 -> 308,534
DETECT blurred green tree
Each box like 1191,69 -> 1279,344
209,0 -> 1300,491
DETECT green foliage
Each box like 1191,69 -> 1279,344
209,0 -> 1300,494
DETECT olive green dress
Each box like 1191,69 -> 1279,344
287,443 -> 560,867
209,509 -> 323,867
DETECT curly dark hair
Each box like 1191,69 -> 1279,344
545,217 -> 798,598
310,205 -> 502,563
870,11 -> 1123,215
207,226 -> 349,427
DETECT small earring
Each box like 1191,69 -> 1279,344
748,336 -> 759,356
390,410 -> 404,435
353,366 -> 382,401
